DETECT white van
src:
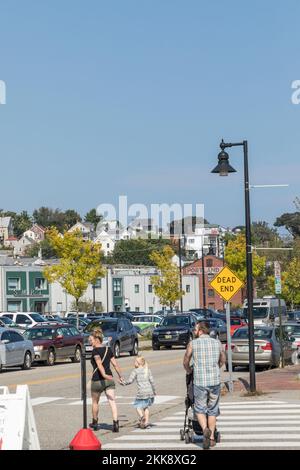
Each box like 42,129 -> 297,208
242,296 -> 287,325
0,312 -> 49,328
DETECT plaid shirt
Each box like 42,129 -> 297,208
191,335 -> 222,387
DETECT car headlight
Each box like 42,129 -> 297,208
34,345 -> 44,351
179,330 -> 189,334
103,336 -> 112,344
152,331 -> 159,336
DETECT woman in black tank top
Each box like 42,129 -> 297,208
88,328 -> 123,432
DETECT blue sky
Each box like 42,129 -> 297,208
0,0 -> 299,229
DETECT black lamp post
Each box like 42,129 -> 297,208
211,139 -> 256,393
201,244 -> 206,310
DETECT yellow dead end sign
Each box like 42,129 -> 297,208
209,265 -> 244,302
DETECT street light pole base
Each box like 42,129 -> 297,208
69,428 -> 101,451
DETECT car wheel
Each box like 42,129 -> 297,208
152,343 -> 160,351
45,349 -> 56,366
165,345 -> 172,349
114,342 -> 120,358
71,346 -> 81,363
130,340 -> 138,356
0,363 -> 2,373
22,351 -> 32,370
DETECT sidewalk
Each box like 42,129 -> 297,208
233,364 -> 300,393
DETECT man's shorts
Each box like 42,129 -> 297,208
193,384 -> 221,417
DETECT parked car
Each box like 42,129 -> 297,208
226,326 -> 295,370
105,311 -> 135,321
230,317 -> 247,336
0,315 -> 24,331
65,317 -> 92,331
0,327 -> 34,371
0,312 -> 51,329
206,318 -> 227,342
83,317 -> 139,358
282,322 -> 300,359
152,313 -> 197,350
132,315 -> 162,333
287,311 -> 300,322
41,314 -> 67,323
23,324 -> 83,366
65,311 -> 90,318
189,308 -> 226,322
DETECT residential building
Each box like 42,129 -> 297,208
13,235 -> 35,257
94,230 -> 116,256
23,224 -> 46,242
0,217 -> 14,245
68,221 -> 95,240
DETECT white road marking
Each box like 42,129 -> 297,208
31,397 -> 64,406
68,395 -> 179,406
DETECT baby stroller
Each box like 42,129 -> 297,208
179,373 -> 221,445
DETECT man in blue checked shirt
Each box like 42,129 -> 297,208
183,321 -> 226,449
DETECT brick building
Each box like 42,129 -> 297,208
183,255 -> 244,311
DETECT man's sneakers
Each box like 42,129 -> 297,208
202,427 -> 212,450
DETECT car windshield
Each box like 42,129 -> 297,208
243,307 -> 268,319
1,316 -> 15,325
24,328 -> 55,340
161,316 -> 190,327
29,313 -> 47,322
233,328 -> 272,339
84,321 -> 118,333
284,325 -> 300,335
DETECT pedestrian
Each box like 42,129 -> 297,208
183,321 -> 226,449
88,328 -> 123,432
121,356 -> 156,429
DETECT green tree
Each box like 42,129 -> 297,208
274,212 -> 300,238
33,207 -> 81,232
225,233 -> 266,282
84,208 -> 102,230
43,228 -> 105,327
0,210 -> 32,237
64,210 -> 82,229
25,238 -> 57,259
149,245 -> 184,311
108,238 -> 171,265
251,221 -> 279,246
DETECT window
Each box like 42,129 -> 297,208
7,301 -> 21,313
149,307 -> 154,314
134,284 -> 140,293
107,243 -> 110,248
189,238 -> 195,244
135,307 -> 140,312
206,259 -> 213,267
8,278 -> 20,290
69,327 -> 80,336
16,314 -> 32,325
94,278 -> 102,288
186,285 -> 191,293
1,331 -> 11,343
2,313 -> 13,319
207,274 -> 214,282
10,331 -> 24,343
208,289 -> 215,298
113,278 -> 122,297
35,278 -> 47,290
148,285 -> 153,293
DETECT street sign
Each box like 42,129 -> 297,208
274,261 -> 282,294
209,265 -> 244,302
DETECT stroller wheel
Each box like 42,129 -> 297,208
180,429 -> 185,441
214,431 -> 221,443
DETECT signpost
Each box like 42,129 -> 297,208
210,266 -> 244,392
274,261 -> 284,368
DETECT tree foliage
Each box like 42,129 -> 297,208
84,208 -> 102,230
43,228 -> 105,310
225,233 -> 266,282
274,212 -> 300,238
33,207 -> 81,232
107,238 -> 171,265
149,245 -> 184,310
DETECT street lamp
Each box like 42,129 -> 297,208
211,139 -> 256,393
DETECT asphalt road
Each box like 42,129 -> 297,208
0,347 -> 251,450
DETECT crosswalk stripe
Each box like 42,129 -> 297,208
31,397 -> 63,406
114,433 -> 300,441
152,420 -> 300,426
104,442 -> 300,449
132,425 -> 300,433
218,404 -> 300,409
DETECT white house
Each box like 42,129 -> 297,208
13,235 -> 35,256
23,224 -> 46,242
68,221 -> 94,240
94,230 -> 116,256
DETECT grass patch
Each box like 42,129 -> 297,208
241,389 -> 267,397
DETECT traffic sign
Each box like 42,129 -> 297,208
209,265 -> 244,302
